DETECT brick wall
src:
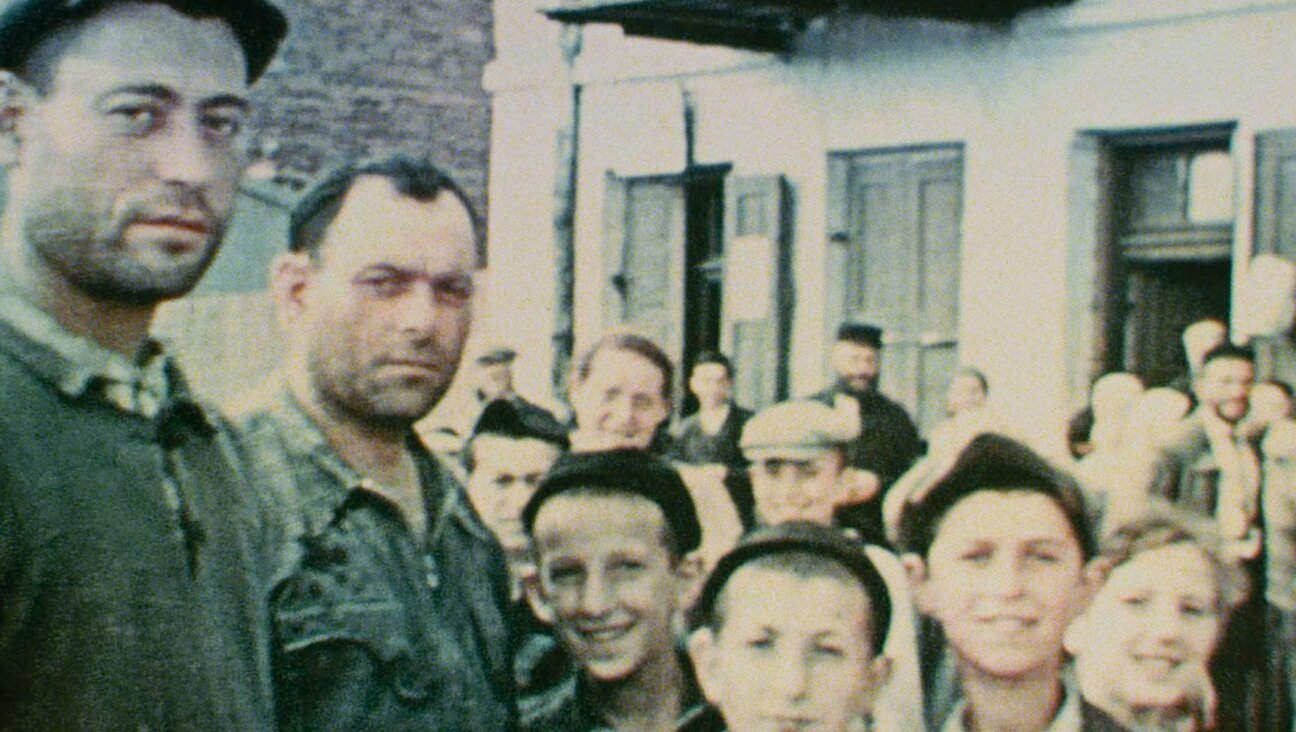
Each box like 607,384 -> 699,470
247,0 -> 494,221
155,0 -> 494,403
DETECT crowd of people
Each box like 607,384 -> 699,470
0,2 -> 1291,732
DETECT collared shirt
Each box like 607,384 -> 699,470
233,389 -> 517,732
0,293 -> 277,731
0,292 -> 170,417
520,650 -> 722,732
940,684 -> 1082,732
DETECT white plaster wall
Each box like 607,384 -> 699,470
483,0 -> 1296,443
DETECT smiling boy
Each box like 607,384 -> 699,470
520,449 -> 722,732
898,433 -> 1111,732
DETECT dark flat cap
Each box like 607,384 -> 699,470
837,322 -> 883,347
896,432 -> 1095,559
0,0 -> 287,82
476,347 -> 518,366
698,521 -> 892,652
522,449 -> 701,554
472,398 -> 569,450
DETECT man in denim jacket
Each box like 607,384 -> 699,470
232,154 -> 517,731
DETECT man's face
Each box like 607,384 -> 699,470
830,341 -> 880,393
12,3 -> 249,304
284,176 -> 476,431
911,491 -> 1090,683
569,348 -> 670,450
689,362 -> 731,411
749,451 -> 845,527
691,565 -> 887,732
1068,544 -> 1221,716
533,492 -> 691,683
1197,356 -> 1254,424
466,435 -> 562,556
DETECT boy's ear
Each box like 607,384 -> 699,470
1063,558 -> 1110,654
901,553 -> 933,615
673,553 -> 705,612
522,571 -> 556,626
269,251 -> 313,330
858,654 -> 893,713
686,627 -> 720,704
837,467 -> 881,507
1075,556 -> 1110,616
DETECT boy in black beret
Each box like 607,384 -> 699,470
519,449 -> 722,732
688,522 -> 893,732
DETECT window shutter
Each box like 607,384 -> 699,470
603,174 -> 687,366
1252,129 -> 1296,383
1256,129 -> 1296,260
722,175 -> 789,410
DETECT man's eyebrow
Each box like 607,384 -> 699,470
201,94 -> 250,112
96,85 -> 249,111
97,84 -> 175,104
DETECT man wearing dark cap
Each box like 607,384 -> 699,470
231,154 -> 516,731
473,345 -> 559,425
0,1 -> 285,729
812,322 -> 922,541
520,449 -> 722,732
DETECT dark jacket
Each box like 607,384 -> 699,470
0,318 -> 277,731
520,650 -> 722,732
233,390 -> 518,732
669,405 -> 757,527
669,404 -> 753,471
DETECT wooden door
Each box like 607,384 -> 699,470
828,145 -> 964,433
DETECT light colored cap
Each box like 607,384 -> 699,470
740,399 -> 861,460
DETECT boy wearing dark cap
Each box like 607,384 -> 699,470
688,522 -> 893,732
898,433 -> 1112,732
520,449 -> 722,732
739,398 -> 924,731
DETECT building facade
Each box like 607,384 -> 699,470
479,0 -> 1296,447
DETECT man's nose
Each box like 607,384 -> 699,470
153,116 -> 220,188
393,282 -> 445,334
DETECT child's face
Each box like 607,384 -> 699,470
531,492 -> 694,683
691,564 -> 888,732
1068,543 -> 1221,714
910,490 -> 1090,682
466,435 -> 561,555
750,451 -> 844,526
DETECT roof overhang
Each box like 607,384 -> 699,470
543,0 -> 1073,52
